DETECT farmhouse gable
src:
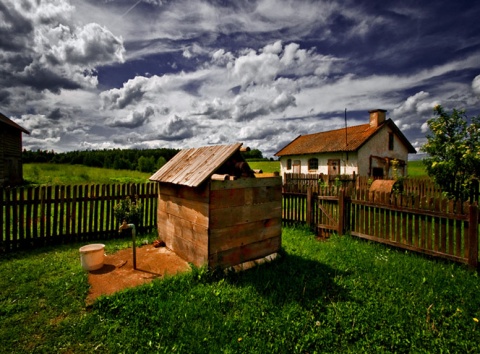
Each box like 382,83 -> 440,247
0,112 -> 30,186
275,109 -> 416,180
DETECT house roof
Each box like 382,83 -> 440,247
275,119 -> 416,156
0,112 -> 30,134
149,143 -> 244,187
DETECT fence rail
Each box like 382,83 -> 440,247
2,179 -> 479,269
1,183 -> 158,252
282,182 -> 479,269
350,190 -> 478,268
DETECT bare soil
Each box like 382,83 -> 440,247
86,244 -> 190,305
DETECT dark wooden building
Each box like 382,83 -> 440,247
0,112 -> 30,186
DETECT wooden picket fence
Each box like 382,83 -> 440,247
285,174 -> 480,203
282,183 -> 479,269
1,183 -> 158,252
350,188 -> 478,268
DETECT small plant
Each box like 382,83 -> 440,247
113,196 -> 142,225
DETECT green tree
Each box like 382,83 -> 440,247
421,105 -> 480,201
137,156 -> 156,172
156,156 -> 167,170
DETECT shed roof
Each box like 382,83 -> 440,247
275,119 -> 416,156
149,143 -> 244,187
0,112 -> 30,134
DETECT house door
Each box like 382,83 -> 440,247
293,160 -> 301,174
328,159 -> 340,179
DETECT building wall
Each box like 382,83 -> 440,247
157,177 -> 282,268
279,152 -> 359,177
0,124 -> 24,186
208,177 -> 282,268
357,125 -> 410,178
157,182 -> 210,267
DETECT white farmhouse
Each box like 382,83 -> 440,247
275,109 -> 417,181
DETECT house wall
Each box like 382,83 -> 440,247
0,124 -> 24,186
157,177 -> 282,268
357,126 -> 410,178
279,152 -> 359,177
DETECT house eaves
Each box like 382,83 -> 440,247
0,112 -> 30,134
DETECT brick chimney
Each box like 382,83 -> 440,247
369,109 -> 386,127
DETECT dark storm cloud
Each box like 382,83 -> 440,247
19,63 -> 83,93
47,108 -> 65,121
0,90 -> 11,105
0,1 -> 34,51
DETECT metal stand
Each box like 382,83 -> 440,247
119,222 -> 137,270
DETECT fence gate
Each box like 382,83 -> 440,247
308,188 -> 345,238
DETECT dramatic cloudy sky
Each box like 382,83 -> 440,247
2,0 -> 480,158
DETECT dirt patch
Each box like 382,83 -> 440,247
86,244 -> 190,305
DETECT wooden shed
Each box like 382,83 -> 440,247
149,143 -> 282,269
0,112 -> 30,186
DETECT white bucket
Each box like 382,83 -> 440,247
79,244 -> 105,271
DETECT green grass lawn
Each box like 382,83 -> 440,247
407,160 -> 427,177
1,227 -> 479,353
248,160 -> 280,173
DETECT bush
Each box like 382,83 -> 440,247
113,196 -> 143,225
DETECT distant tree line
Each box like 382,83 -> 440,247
22,148 -> 180,173
22,147 -> 268,173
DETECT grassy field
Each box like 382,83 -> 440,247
23,160 -> 425,186
406,160 -> 427,177
23,163 -> 151,185
248,160 -> 280,173
1,227 -> 479,353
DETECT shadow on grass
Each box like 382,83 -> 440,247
226,251 -> 350,308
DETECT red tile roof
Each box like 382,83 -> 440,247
275,119 -> 416,156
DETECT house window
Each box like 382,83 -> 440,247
293,160 -> 301,174
286,158 -> 292,170
388,133 -> 394,150
308,158 -> 318,171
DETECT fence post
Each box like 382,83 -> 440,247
306,187 -> 312,228
338,188 -> 345,235
467,204 -> 478,270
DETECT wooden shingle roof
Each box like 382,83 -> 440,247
149,143 -> 244,187
275,119 -> 416,156
0,112 -> 30,134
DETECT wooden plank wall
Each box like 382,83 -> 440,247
1,183 -> 158,252
157,182 -> 210,267
208,177 -> 282,268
